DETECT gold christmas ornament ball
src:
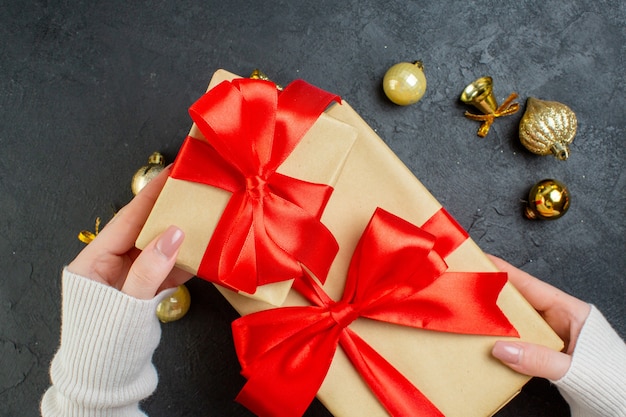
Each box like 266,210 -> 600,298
519,98 -> 577,160
525,179 -> 570,220
249,68 -> 283,90
156,285 -> 191,323
383,61 -> 427,106
131,152 -> 165,195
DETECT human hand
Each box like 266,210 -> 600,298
67,165 -> 193,299
489,255 -> 591,380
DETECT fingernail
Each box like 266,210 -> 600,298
155,226 -> 184,258
492,342 -> 522,364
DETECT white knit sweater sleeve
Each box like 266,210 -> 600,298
552,305 -> 626,417
41,269 -> 174,417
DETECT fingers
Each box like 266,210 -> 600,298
487,254 -> 591,353
487,255 -> 563,313
487,255 -> 588,318
122,225 -> 185,299
492,341 -> 571,381
158,267 -> 195,293
92,165 -> 172,255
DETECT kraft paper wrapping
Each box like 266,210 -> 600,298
209,71 -> 564,416
136,72 -> 357,306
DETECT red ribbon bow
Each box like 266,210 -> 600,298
171,79 -> 341,294
232,208 -> 519,416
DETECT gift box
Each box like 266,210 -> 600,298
137,73 -> 357,306
195,71 -> 565,416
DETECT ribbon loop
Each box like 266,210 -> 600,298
232,207 -> 519,416
464,92 -> 520,138
170,79 -> 341,294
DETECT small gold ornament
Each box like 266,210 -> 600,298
78,217 -> 101,244
519,97 -> 577,160
382,61 -> 427,105
249,69 -> 283,90
524,179 -> 570,220
156,284 -> 191,323
131,152 -> 165,195
460,76 -> 520,137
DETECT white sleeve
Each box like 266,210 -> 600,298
41,269 -> 174,417
552,305 -> 626,417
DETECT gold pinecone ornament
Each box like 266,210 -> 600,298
519,98 -> 577,160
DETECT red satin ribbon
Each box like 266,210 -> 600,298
171,79 -> 341,294
232,207 -> 519,417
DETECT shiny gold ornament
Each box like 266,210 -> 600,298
249,69 -> 283,90
156,284 -> 191,323
524,179 -> 570,220
460,76 -> 520,137
382,61 -> 427,106
131,152 -> 165,195
78,217 -> 101,244
519,97 -> 577,160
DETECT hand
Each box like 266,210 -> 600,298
489,255 -> 591,381
67,165 -> 193,299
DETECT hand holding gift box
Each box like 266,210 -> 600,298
141,69 -> 564,416
137,77 -> 356,305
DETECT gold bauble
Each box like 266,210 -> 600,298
156,285 -> 191,323
519,98 -> 577,160
525,179 -> 570,220
383,61 -> 427,106
249,69 -> 283,90
131,152 -> 165,195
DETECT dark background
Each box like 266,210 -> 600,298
1,1 -> 624,416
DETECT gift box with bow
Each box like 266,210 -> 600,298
137,72 -> 357,306
232,207 -> 522,417
140,70 -> 563,416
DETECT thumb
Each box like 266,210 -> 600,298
122,226 -> 185,299
492,341 -> 571,381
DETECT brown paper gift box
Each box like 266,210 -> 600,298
204,71 -> 564,416
136,73 -> 357,306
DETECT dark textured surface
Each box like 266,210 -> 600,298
1,1 -> 624,416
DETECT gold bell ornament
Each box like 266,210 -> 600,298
519,97 -> 577,160
460,76 -> 520,137
131,152 -> 166,195
383,61 -> 427,105
524,179 -> 570,220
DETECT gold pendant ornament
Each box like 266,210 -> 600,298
156,284 -> 191,323
78,217 -> 101,244
382,61 -> 427,106
131,152 -> 166,195
524,179 -> 570,220
460,76 -> 520,137
519,97 -> 577,160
